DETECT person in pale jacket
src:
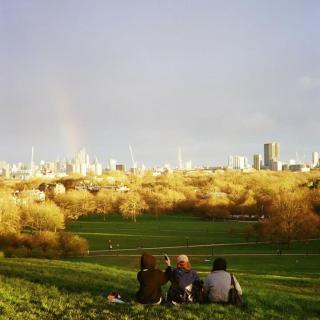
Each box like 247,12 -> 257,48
204,257 -> 242,303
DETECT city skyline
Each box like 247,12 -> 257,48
1,1 -> 320,166
1,141 -> 319,170
0,140 -> 320,170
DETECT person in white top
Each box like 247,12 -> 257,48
203,257 -> 242,303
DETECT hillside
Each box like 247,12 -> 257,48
0,257 -> 319,320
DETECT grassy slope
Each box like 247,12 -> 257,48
1,214 -> 319,319
0,256 -> 320,320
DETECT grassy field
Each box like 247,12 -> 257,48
0,213 -> 319,319
68,214 -> 251,250
68,214 -> 320,257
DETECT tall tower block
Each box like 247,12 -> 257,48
30,146 -> 34,176
178,147 -> 183,170
264,143 -> 280,167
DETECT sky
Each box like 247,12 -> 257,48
0,0 -> 320,167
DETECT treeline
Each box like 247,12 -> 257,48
0,232 -> 88,258
1,170 -> 320,251
0,189 -> 88,258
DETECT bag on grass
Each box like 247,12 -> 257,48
107,291 -> 125,304
168,283 -> 193,304
169,280 -> 205,304
228,274 -> 243,307
191,279 -> 205,303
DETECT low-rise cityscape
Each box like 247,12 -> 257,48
1,142 -> 319,180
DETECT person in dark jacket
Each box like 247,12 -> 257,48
167,254 -> 200,304
136,253 -> 171,304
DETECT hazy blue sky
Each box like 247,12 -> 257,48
1,0 -> 319,167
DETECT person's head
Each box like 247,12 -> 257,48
176,254 -> 191,270
140,253 -> 156,270
212,257 -> 227,271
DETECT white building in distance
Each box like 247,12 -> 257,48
185,160 -> 192,170
271,160 -> 283,171
91,158 -> 103,176
108,159 -> 117,171
312,152 -> 319,168
228,155 -> 248,170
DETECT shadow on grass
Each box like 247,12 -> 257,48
0,258 -> 137,300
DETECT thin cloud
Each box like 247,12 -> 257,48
299,76 -> 320,90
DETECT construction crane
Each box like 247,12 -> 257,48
129,144 -> 137,175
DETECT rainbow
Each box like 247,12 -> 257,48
54,91 -> 82,156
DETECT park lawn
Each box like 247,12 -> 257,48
67,214 -> 320,255
67,214 -> 251,250
0,257 -> 319,320
1,214 -> 319,319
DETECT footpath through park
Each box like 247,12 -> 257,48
84,238 -> 320,257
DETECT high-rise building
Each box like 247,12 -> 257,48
66,163 -> 75,175
312,152 -> 319,168
68,147 -> 91,176
185,160 -> 192,170
0,161 -> 10,178
253,154 -> 262,170
91,158 -> 102,176
30,146 -> 35,177
228,155 -> 248,170
108,159 -> 117,171
116,164 -> 126,172
74,148 -> 89,166
1,167 -> 10,178
177,147 -> 183,170
264,142 -> 280,167
271,160 -> 282,171
80,163 -> 87,176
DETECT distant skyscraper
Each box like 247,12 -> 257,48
69,147 -> 91,175
228,155 -> 248,170
66,163 -> 75,175
116,164 -> 126,172
253,154 -> 262,170
271,160 -> 283,172
92,158 -> 102,176
185,160 -> 192,170
177,147 -> 183,170
80,163 -> 87,176
108,159 -> 117,171
312,152 -> 319,168
30,146 -> 34,176
74,148 -> 89,166
0,161 -> 10,178
264,142 -> 280,167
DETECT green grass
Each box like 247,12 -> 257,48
68,214 -> 251,250
0,257 -> 319,320
0,214 -> 319,319
68,214 -> 320,256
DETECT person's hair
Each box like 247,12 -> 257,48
212,257 -> 227,271
177,260 -> 192,270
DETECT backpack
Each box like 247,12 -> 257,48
191,279 -> 204,303
168,279 -> 204,304
228,274 -> 243,306
168,285 -> 191,304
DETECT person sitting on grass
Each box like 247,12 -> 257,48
203,257 -> 242,304
167,254 -> 200,304
136,253 -> 171,305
